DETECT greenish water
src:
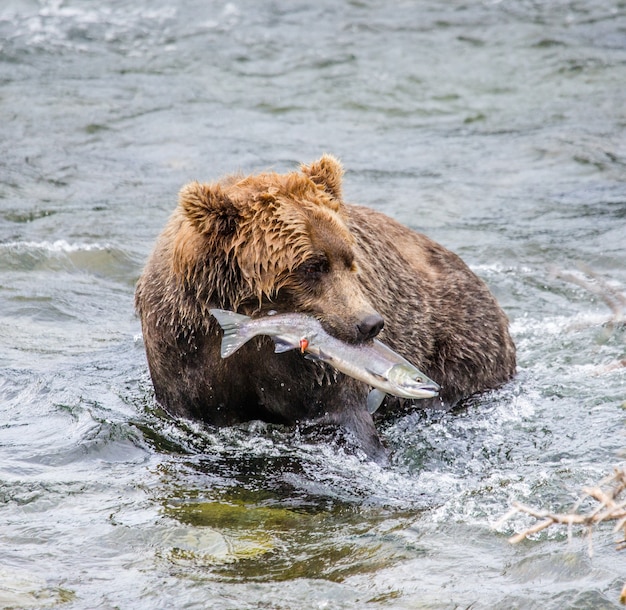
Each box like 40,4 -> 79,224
1,1 -> 625,608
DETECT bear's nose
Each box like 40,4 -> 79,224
357,313 -> 385,341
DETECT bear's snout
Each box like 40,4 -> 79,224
356,313 -> 385,341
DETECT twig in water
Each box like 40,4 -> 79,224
551,263 -> 626,326
499,467 -> 626,603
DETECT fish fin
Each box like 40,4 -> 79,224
304,348 -> 331,362
367,389 -> 386,414
366,368 -> 388,383
274,339 -> 297,354
209,309 -> 252,358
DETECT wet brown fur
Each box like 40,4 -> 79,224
135,155 -> 516,460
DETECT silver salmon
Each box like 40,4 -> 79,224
209,308 -> 440,414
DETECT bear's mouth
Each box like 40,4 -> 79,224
253,298 -> 384,345
318,314 -> 384,345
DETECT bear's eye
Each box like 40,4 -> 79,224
300,257 -> 330,276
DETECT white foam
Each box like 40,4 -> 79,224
511,311 -> 614,337
471,263 -> 534,275
7,2 -> 177,53
0,240 -> 110,253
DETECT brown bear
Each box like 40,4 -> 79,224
135,155 -> 516,461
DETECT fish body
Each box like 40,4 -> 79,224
209,309 -> 440,413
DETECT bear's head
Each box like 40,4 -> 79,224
174,154 -> 384,343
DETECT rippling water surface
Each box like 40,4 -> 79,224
1,1 -> 625,608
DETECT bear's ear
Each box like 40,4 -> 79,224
179,181 -> 240,236
301,154 -> 344,201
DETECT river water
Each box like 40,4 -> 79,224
1,0 -> 625,608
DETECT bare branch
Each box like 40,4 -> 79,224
551,265 -> 626,325
501,468 -> 626,548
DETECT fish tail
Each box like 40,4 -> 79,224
209,309 -> 253,358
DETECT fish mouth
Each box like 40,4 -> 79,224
414,383 -> 440,399
404,379 -> 440,399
